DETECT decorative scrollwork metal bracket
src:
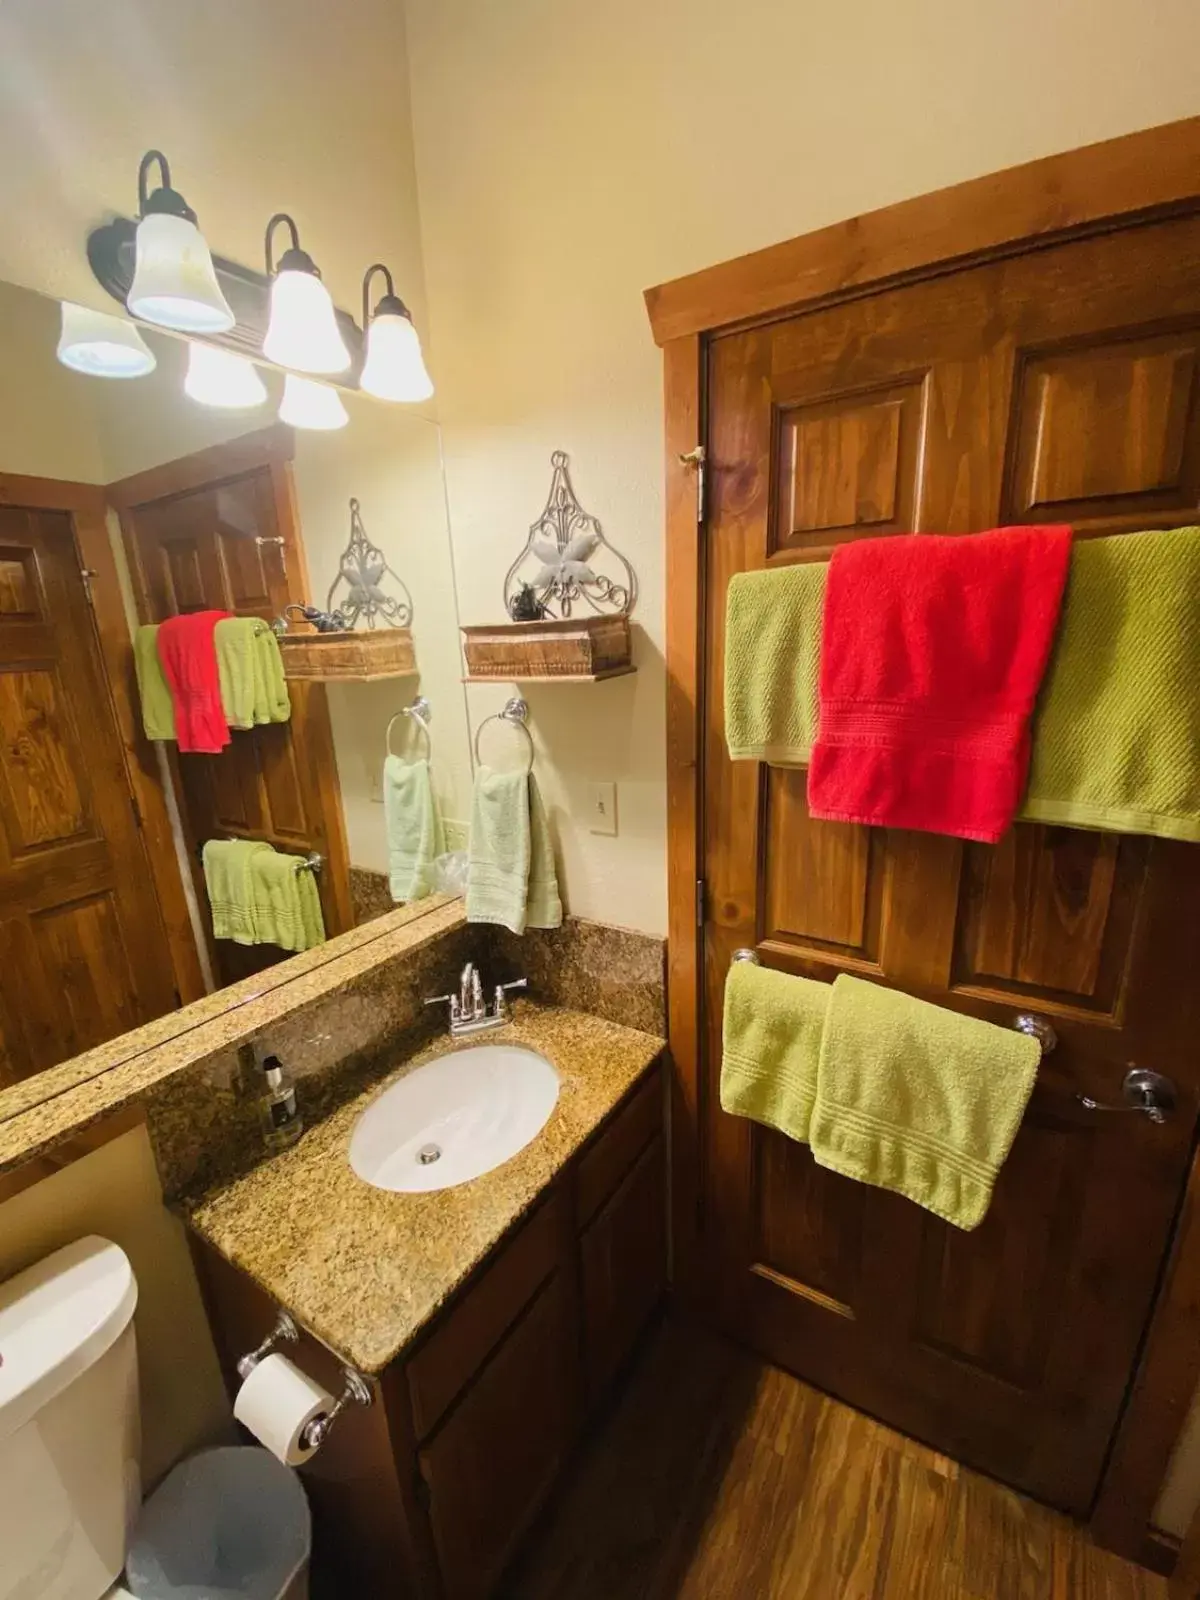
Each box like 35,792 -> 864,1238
327,498 -> 414,630
503,451 -> 636,620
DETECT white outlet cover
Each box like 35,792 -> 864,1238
588,780 -> 618,836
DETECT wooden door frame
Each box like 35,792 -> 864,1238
0,469 -> 205,1010
107,424 -> 356,950
646,113 -> 1200,1571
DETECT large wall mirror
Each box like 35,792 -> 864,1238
0,278 -> 472,1117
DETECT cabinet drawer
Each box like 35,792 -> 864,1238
420,1272 -> 574,1600
406,1190 -> 562,1441
576,1063 -> 662,1229
581,1132 -> 666,1402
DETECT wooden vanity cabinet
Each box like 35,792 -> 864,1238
192,1058 -> 666,1600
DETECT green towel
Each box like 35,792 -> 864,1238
215,618 -> 291,730
134,625 -> 176,742
385,755 -> 445,902
720,961 -> 828,1142
724,563 -> 826,764
1022,524 -> 1200,840
202,839 -> 272,945
249,849 -> 326,952
466,766 -> 562,935
810,974 -> 1039,1230
721,965 -> 1039,1229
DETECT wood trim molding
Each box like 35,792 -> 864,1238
0,470 -> 205,1009
649,114 -> 1200,1574
106,422 -> 295,510
644,115 -> 1200,345
663,335 -> 704,1295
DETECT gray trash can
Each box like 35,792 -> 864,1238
124,1446 -> 311,1600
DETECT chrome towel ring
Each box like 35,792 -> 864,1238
386,696 -> 432,762
473,697 -> 534,774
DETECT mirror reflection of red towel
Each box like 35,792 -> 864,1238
808,526 -> 1072,843
156,610 -> 233,754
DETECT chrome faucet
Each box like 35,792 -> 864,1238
425,962 -> 528,1037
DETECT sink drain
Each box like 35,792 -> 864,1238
417,1143 -> 442,1166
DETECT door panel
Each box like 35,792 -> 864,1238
121,457 -> 351,984
701,210 -> 1200,1512
0,507 -> 177,1082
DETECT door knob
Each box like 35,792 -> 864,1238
1079,1068 -> 1177,1125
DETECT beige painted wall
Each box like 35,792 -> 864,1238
404,0 -> 1200,938
0,1128 -> 230,1486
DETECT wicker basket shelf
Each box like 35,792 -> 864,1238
277,626 -> 417,683
460,615 -> 634,682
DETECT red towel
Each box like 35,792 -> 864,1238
807,526 -> 1072,843
156,610 -> 233,754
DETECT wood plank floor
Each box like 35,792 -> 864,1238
504,1318 -> 1167,1600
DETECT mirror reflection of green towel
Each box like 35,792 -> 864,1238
135,619 -> 290,740
385,755 -> 444,903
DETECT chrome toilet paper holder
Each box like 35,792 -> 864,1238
236,1306 -> 373,1453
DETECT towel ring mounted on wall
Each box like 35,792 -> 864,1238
473,697 -> 534,774
386,696 -> 432,762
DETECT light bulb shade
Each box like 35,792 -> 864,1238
184,343 -> 268,409
128,212 -> 234,333
360,308 -> 434,402
263,269 -> 351,374
279,374 -> 349,430
57,301 -> 156,378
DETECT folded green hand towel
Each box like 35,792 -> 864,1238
1022,524 -> 1200,840
720,960 -> 829,1143
250,849 -> 326,952
724,562 -> 826,765
134,625 -> 176,742
215,618 -> 292,730
526,774 -> 563,930
385,755 -> 445,903
466,766 -> 562,935
202,839 -> 273,945
810,974 -> 1039,1230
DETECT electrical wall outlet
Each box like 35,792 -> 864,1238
588,780 -> 618,836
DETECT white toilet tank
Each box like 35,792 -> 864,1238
0,1237 -> 140,1600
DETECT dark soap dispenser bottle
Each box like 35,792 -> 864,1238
255,1047 -> 304,1153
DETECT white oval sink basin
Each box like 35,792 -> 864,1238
348,1044 -> 559,1194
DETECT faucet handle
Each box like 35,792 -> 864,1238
424,992 -> 455,1007
493,977 -> 528,1021
498,978 -> 528,994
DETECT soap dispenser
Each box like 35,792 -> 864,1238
254,1045 -> 304,1153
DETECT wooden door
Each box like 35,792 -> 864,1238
112,434 -> 352,982
701,210 -> 1200,1514
0,503 -> 178,1082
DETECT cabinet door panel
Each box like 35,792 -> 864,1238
581,1134 -> 667,1403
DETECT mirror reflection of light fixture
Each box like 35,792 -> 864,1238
279,373 -> 349,430
185,343 -> 268,410
57,301 -> 157,378
126,151 -> 235,334
263,214 -> 350,375
359,263 -> 434,402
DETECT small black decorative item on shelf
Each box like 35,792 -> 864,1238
327,497 -> 414,629
503,451 -> 636,621
273,602 -> 347,635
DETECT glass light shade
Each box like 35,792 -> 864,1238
184,343 -> 268,409
360,309 -> 434,402
279,374 -> 349,430
263,269 -> 350,374
57,301 -> 156,378
127,212 -> 234,334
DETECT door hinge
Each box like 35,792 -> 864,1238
696,876 -> 706,928
254,536 -> 288,581
79,567 -> 98,604
678,445 -> 707,525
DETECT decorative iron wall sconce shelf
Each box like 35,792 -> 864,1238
278,626 -> 417,683
460,614 -> 635,683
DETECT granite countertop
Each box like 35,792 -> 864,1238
182,1002 -> 665,1375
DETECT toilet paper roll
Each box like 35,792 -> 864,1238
233,1352 -> 333,1466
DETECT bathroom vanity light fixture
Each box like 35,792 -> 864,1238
185,343 -> 268,410
279,373 -> 349,430
57,301 -> 157,378
359,264 -> 434,402
126,151 -> 235,334
263,214 -> 351,375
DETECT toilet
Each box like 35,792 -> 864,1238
0,1236 -> 309,1600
